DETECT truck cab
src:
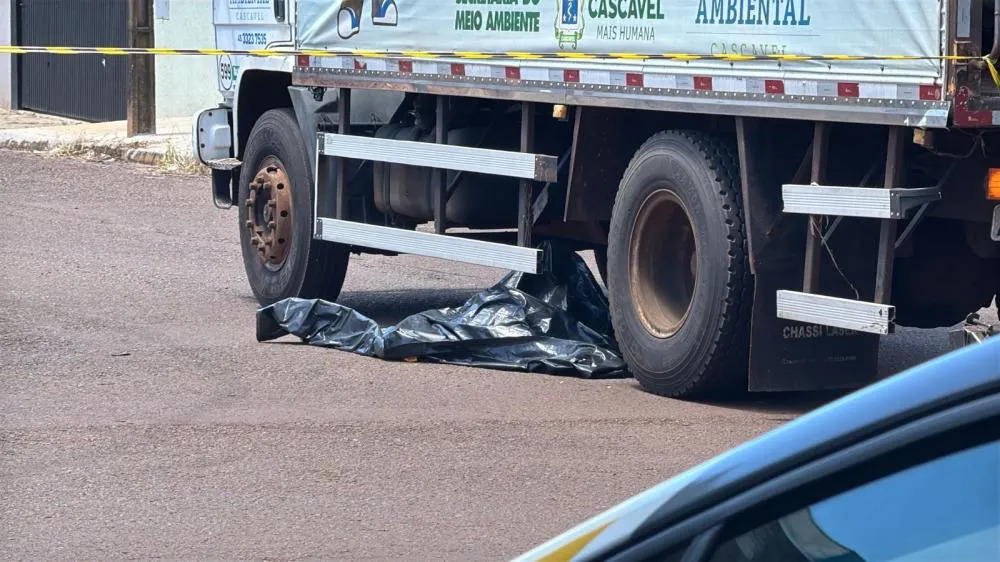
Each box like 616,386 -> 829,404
193,0 -> 402,206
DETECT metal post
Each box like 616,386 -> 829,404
336,88 -> 351,220
874,127 -> 905,304
518,102 -> 534,247
434,96 -> 448,234
127,0 -> 155,136
10,0 -> 20,110
802,122 -> 829,293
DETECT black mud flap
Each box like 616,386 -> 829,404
748,259 -> 881,392
737,117 -> 885,392
212,168 -> 236,209
747,209 -> 885,392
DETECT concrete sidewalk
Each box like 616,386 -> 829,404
0,109 -> 203,172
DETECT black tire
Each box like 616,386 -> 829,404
606,131 -> 752,398
238,108 -> 350,306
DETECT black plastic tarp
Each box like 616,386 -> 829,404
256,242 -> 627,377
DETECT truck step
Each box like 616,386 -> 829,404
318,133 -> 558,182
206,157 -> 241,171
782,185 -> 940,219
314,218 -> 543,273
776,290 -> 895,335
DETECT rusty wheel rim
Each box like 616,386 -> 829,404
245,157 -> 293,271
628,189 -> 698,339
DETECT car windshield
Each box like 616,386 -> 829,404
713,439 -> 1000,562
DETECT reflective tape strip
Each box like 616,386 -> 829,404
320,54 -> 949,109
0,44 -> 988,64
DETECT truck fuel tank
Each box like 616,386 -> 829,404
372,123 -> 521,229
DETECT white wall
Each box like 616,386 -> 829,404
0,0 -> 13,109
154,0 -> 219,118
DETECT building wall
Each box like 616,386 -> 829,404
0,0 -> 13,109
154,0 -> 219,118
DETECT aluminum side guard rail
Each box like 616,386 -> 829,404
314,218 -> 544,273
781,185 -> 941,219
775,126 -> 942,336
777,291 -> 895,336
312,96 -> 551,274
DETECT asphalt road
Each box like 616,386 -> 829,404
1,151 -> 994,560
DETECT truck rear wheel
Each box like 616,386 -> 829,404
238,108 -> 350,306
607,131 -> 751,398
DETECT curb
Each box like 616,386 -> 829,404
0,138 -> 166,166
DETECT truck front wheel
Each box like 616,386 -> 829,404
607,131 -> 752,398
238,108 -> 350,306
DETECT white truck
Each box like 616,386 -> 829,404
194,0 -> 1000,397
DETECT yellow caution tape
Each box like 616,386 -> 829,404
983,55 -> 1000,90
0,44 -> 990,64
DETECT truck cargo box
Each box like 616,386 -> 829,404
293,0 -> 968,128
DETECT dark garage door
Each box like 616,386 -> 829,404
16,0 -> 128,122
